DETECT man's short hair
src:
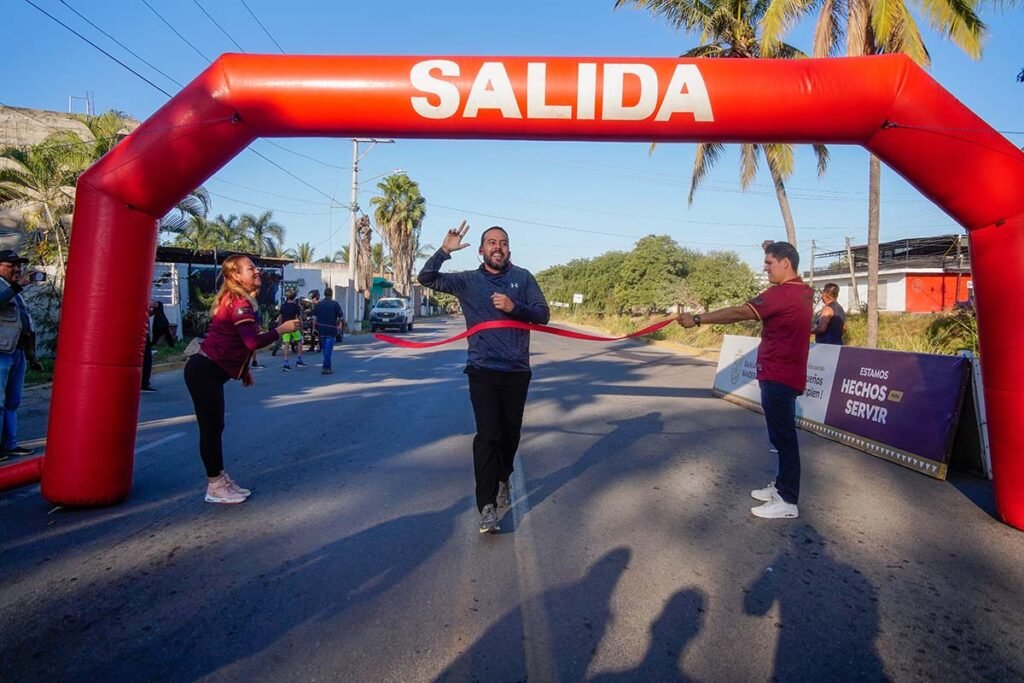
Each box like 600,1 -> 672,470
765,241 -> 800,270
323,287 -> 333,298
286,289 -> 297,300
480,226 -> 509,246
822,283 -> 840,298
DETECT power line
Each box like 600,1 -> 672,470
141,0 -> 211,64
59,0 -> 184,89
192,0 -> 245,52
239,0 -> 285,53
246,148 -> 345,205
258,140 -> 350,170
21,0 -> 173,98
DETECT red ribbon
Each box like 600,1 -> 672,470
374,317 -> 677,349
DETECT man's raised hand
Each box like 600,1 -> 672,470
442,220 -> 471,254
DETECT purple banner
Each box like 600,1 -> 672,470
824,348 -> 969,465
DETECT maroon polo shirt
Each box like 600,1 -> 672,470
746,278 -> 814,393
200,294 -> 279,380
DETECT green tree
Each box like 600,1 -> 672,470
370,173 -> 426,297
239,210 -> 286,256
286,241 -> 316,263
681,251 -> 760,311
614,235 -> 695,314
761,0 -> 984,347
615,0 -> 829,246
371,242 -> 392,275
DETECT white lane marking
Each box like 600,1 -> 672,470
510,462 -> 557,682
135,432 -> 184,454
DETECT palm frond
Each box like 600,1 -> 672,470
688,142 -> 725,205
739,144 -> 760,188
813,144 -> 830,177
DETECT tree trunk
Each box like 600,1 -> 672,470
866,154 -> 881,348
769,164 -> 798,246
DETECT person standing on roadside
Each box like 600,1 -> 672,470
813,283 -> 845,345
418,221 -> 550,535
183,255 -> 300,504
0,250 -> 44,461
313,287 -> 344,375
677,241 -> 812,519
277,288 -> 306,371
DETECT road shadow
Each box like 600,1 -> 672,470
743,524 -> 886,681
434,547 -> 631,682
589,587 -> 706,682
27,497 -> 471,682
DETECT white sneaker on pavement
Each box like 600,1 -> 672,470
751,482 -> 778,502
751,493 -> 799,519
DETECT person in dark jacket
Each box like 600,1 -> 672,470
151,301 -> 176,347
141,301 -> 176,393
418,221 -> 550,534
183,255 -> 300,504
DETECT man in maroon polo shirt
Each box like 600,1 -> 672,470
678,241 -> 813,519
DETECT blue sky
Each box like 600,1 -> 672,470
5,0 -> 1023,274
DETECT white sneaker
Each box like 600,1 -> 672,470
221,471 -> 251,497
205,476 -> 247,504
751,493 -> 798,519
751,482 -> 778,502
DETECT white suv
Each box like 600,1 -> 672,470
369,297 -> 415,333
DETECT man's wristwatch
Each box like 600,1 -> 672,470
693,314 -> 702,327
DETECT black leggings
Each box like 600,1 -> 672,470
184,354 -> 231,477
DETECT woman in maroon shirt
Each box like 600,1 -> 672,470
184,255 -> 300,504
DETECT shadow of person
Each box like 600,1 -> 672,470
743,525 -> 886,681
435,547 -> 631,683
519,412 -> 666,516
590,588 -> 706,682
70,497 -> 471,682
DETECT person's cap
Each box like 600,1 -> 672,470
0,249 -> 29,264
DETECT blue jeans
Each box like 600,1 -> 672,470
0,350 -> 26,450
318,325 -> 337,369
760,380 -> 801,504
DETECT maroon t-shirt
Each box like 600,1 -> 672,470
746,278 -> 814,392
200,294 -> 279,380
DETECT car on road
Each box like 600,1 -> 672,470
369,297 -> 415,333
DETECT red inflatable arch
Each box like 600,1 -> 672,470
12,55 -> 1024,527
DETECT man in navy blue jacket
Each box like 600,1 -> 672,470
419,221 -> 550,534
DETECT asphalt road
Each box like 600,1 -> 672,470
2,317 -> 1022,682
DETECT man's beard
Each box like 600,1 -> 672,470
484,251 -> 507,269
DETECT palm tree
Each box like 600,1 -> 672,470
355,215 -> 374,316
370,173 -> 426,297
160,187 -> 212,237
72,110 -> 135,160
285,241 -> 316,263
761,0 -> 984,346
334,246 -> 350,263
616,0 -> 829,247
371,242 -> 392,275
239,210 -> 286,256
0,135 -> 89,276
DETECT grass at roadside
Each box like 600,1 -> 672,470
552,310 -> 978,356
26,340 -> 190,386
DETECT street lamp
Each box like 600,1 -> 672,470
348,138 -> 397,331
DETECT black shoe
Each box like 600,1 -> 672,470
141,385 -> 157,393
2,446 -> 34,457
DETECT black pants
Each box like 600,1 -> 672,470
141,337 -> 153,388
466,366 -> 532,512
184,354 -> 231,477
760,380 -> 801,504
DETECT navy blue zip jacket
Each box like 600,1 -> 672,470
418,249 -> 550,372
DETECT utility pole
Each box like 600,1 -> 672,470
845,237 -> 862,312
809,239 -> 816,290
348,138 -> 394,331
